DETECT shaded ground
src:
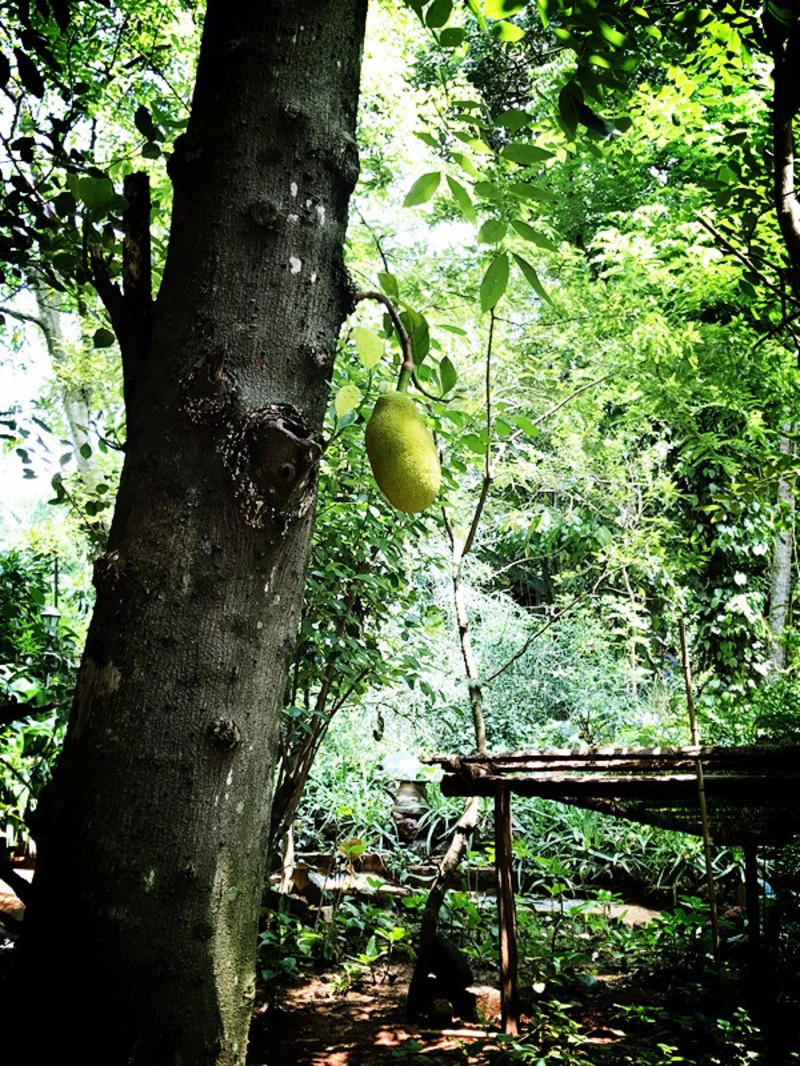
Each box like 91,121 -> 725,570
248,964 -> 502,1065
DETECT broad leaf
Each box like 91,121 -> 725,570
490,20 -> 525,40
439,355 -> 458,394
484,0 -> 528,17
426,0 -> 453,28
501,143 -> 554,164
77,176 -> 115,210
378,271 -> 399,298
403,171 -> 441,207
440,27 -> 467,47
335,385 -> 361,419
510,219 -> 558,251
477,219 -> 507,243
480,252 -> 509,312
495,109 -> 533,131
353,327 -> 383,370
513,253 -> 552,304
446,175 -> 477,224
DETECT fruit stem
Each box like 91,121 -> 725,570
354,290 -> 414,392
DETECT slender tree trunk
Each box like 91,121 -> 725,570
31,282 -> 103,492
17,4 -> 368,1064
407,532 -> 488,1013
768,429 -> 795,672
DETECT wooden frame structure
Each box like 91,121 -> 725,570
431,745 -> 800,1034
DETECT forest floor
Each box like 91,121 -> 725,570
3,874 -> 797,1065
248,962 -> 502,1065
249,954 -> 799,1066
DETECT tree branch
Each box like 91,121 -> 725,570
695,215 -> 786,298
122,172 -> 153,326
768,17 -> 800,290
0,305 -> 46,331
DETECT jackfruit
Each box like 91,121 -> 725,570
365,391 -> 441,514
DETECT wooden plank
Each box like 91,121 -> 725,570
494,784 -> 519,1036
429,745 -> 800,772
441,772 -> 800,801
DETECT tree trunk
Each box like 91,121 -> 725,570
17,3 -> 368,1064
768,429 -> 795,672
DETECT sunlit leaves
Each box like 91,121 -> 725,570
378,271 -> 400,298
446,175 -> 477,223
334,385 -> 362,419
403,171 -> 441,206
491,21 -> 526,41
353,327 -> 383,370
484,0 -> 528,17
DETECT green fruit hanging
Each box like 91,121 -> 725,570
365,391 -> 441,514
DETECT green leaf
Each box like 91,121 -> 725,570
453,130 -> 494,154
335,385 -> 361,419
495,109 -> 533,132
510,219 -> 558,251
484,0 -> 528,17
79,443 -> 92,460
446,175 -> 477,224
598,20 -> 627,47
480,252 -> 509,312
378,271 -> 399,298
415,130 -> 439,148
513,253 -> 552,304
426,0 -> 453,28
13,49 -> 44,98
477,218 -> 507,243
440,355 -> 458,394
439,27 -> 466,47
77,176 -> 115,210
93,327 -> 116,348
452,152 -> 484,179
51,191 -> 76,216
134,105 -> 162,142
462,432 -> 488,455
141,142 -> 161,160
403,171 -> 441,207
508,182 -> 555,202
353,327 -> 383,370
473,180 -> 503,201
401,309 -> 430,363
490,20 -> 526,40
501,143 -> 554,164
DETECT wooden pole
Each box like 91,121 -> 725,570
744,843 -> 765,1010
494,784 -> 519,1035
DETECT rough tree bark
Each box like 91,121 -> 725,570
17,3 -> 368,1064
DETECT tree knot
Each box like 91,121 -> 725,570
219,403 -> 321,528
208,717 -> 241,751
